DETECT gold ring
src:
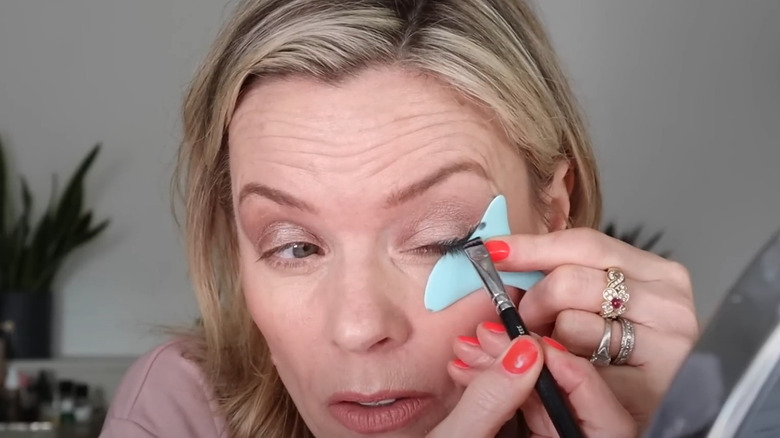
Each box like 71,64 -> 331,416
600,268 -> 629,319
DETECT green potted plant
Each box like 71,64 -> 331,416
601,221 -> 670,258
0,136 -> 109,359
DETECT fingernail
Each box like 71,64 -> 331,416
542,336 -> 567,352
454,359 -> 470,369
485,240 -> 510,262
483,321 -> 506,334
502,338 -> 539,374
457,336 -> 480,346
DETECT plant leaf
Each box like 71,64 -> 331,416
602,222 -> 616,238
622,225 -> 643,246
55,144 -> 99,222
0,136 -> 7,235
641,230 -> 664,252
6,179 -> 32,288
0,140 -> 109,291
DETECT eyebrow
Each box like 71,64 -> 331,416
237,160 -> 488,212
238,182 -> 317,213
384,161 -> 488,208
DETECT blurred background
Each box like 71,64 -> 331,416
0,0 -> 778,436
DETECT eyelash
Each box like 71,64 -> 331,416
409,239 -> 465,257
413,223 -> 480,257
256,224 -> 478,269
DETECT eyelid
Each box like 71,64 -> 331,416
405,220 -> 477,246
254,222 -> 319,251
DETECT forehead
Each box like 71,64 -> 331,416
231,68 -> 496,134
227,68 -> 518,202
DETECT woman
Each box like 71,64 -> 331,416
100,0 -> 698,437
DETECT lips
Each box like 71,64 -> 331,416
328,391 -> 434,434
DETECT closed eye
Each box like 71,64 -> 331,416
409,222 -> 481,257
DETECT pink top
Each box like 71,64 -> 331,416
99,340 -> 227,438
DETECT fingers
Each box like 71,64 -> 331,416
431,336 -> 544,438
551,309 -> 692,367
516,264 -> 698,339
488,228 -> 692,285
448,330 -> 638,437
522,340 -> 637,438
449,323 -> 516,387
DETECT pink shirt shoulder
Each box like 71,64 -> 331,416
99,340 -> 227,438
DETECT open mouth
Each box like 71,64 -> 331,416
329,393 -> 433,434
354,398 -> 400,407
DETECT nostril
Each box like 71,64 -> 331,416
370,336 -> 393,350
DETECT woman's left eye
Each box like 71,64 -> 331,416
276,242 -> 322,259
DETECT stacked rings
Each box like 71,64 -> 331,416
590,268 -> 636,367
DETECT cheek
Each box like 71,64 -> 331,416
423,290 -> 503,339
240,254 -> 319,368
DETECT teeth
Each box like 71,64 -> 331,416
357,398 -> 397,407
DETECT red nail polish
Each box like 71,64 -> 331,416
542,336 -> 567,352
502,338 -> 539,374
483,321 -> 506,334
454,359 -> 470,369
458,336 -> 480,346
485,240 -> 510,262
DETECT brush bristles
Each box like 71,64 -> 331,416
463,237 -> 485,249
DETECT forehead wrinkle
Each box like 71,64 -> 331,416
243,109 -> 484,153
235,117 -> 494,183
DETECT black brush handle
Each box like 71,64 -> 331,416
499,308 -> 585,438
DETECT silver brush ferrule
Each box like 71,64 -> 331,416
462,238 -> 517,314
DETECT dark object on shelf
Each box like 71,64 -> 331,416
0,291 -> 52,359
58,380 -> 75,425
601,221 -> 670,258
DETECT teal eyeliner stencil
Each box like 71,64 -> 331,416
423,195 -> 545,312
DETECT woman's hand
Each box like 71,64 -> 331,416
463,228 -> 699,432
429,334 -> 636,438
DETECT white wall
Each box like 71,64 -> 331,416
0,1 -> 228,356
0,1 -> 777,357
535,0 -> 780,322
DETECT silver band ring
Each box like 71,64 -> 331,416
613,317 -> 636,365
590,318 -> 613,367
600,268 -> 630,319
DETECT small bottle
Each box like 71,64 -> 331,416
35,370 -> 57,423
18,371 -> 37,422
4,365 -> 22,422
58,380 -> 76,424
73,384 -> 92,423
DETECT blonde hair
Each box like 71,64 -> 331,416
174,1 -> 601,436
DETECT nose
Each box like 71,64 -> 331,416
325,256 -> 413,354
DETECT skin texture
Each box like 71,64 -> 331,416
228,67 -> 691,437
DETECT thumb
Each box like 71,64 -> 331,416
429,336 -> 544,438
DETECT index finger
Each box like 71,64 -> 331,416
488,228 -> 673,282
523,341 -> 637,438
430,337 -> 544,438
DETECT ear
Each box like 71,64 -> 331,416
544,161 -> 574,232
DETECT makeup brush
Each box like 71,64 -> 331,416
442,235 -> 584,438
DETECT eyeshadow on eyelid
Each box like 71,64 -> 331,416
402,207 -> 483,245
254,222 -> 314,249
411,202 -> 480,227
